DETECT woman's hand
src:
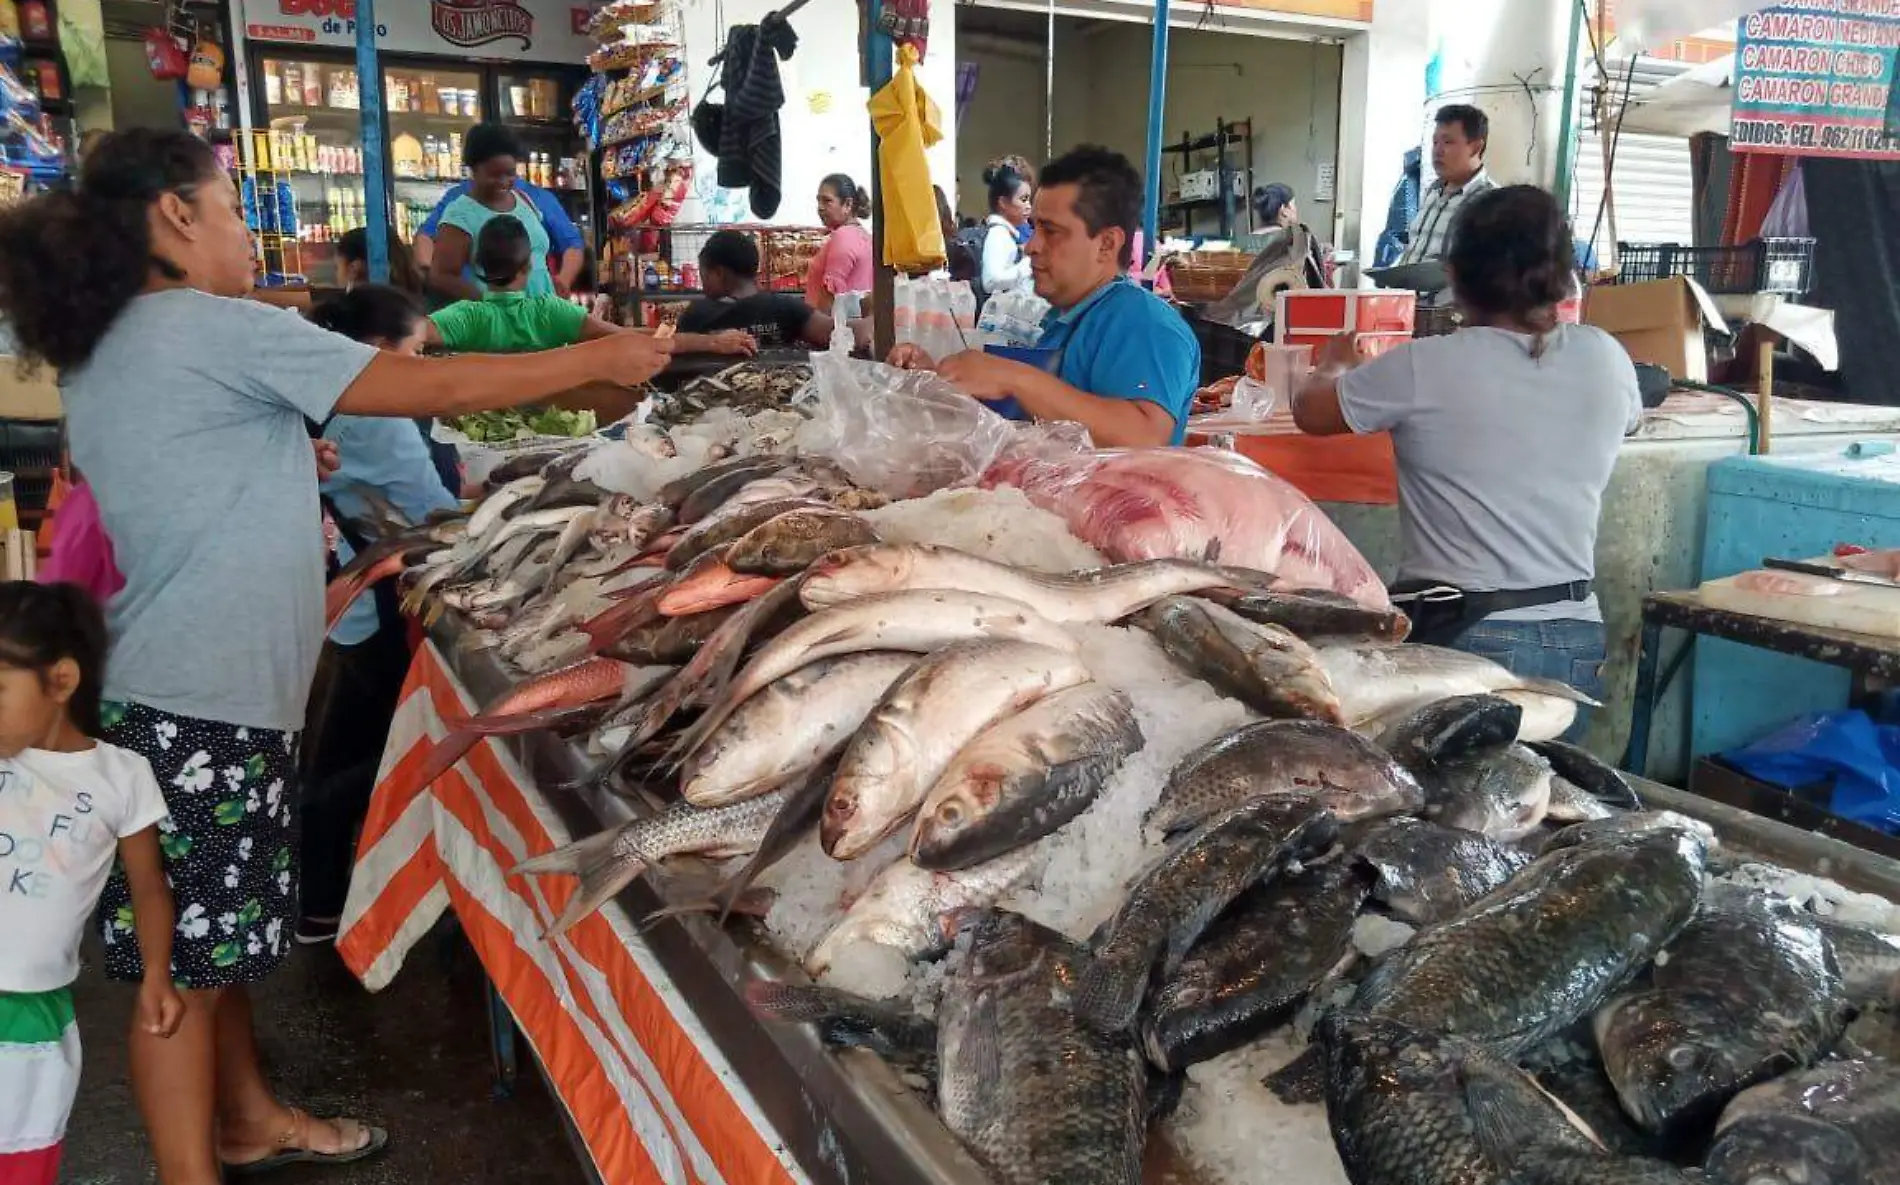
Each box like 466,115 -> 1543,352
596,330 -> 675,385
710,330 -> 758,357
312,440 -> 341,478
1317,332 -> 1366,374
137,974 -> 185,1038
887,343 -> 937,371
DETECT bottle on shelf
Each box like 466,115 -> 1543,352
302,66 -> 323,107
263,60 -> 283,106
282,62 -> 302,107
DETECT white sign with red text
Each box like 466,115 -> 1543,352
245,0 -> 595,63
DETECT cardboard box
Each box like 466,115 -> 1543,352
0,359 -> 61,420
1584,277 -> 1728,383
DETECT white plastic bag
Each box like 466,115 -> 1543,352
977,286 -> 1051,349
895,274 -> 979,363
793,351 -> 1018,498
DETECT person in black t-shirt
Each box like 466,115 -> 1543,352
678,230 -> 841,350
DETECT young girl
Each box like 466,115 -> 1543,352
0,582 -> 181,1184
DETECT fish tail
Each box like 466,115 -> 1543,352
1262,1042 -> 1326,1103
409,731 -> 481,794
512,828 -> 647,937
1510,677 -> 1602,707
1072,950 -> 1151,1034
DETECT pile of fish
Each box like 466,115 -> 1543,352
646,361 -> 813,430
327,440 -> 1900,1185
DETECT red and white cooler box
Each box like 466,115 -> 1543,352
1274,286 -> 1582,356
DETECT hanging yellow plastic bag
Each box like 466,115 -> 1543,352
867,44 -> 945,274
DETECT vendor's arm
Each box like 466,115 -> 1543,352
936,351 -> 1177,448
1294,332 -> 1415,437
425,224 -> 485,303
577,315 -> 755,356
338,337 -> 670,417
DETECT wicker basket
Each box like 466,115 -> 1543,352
1167,251 -> 1255,305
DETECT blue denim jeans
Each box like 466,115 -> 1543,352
1449,617 -> 1607,743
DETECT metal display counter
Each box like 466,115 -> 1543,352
339,619 -> 1900,1185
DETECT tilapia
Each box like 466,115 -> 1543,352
1816,917 -> 1900,1009
805,848 -> 1037,976
1074,793 -> 1339,1034
744,980 -> 939,1076
1379,694 -> 1524,776
1146,719 -> 1423,838
1201,586 -> 1412,643
1595,895 -> 1851,1135
682,653 -> 915,807
1321,1012 -> 1606,1185
1536,810 -> 1716,856
1355,817 -> 1533,925
1351,827 -> 1707,1056
1546,775 -> 1617,823
911,682 -> 1142,872
1139,596 -> 1344,723
1143,860 -> 1372,1072
726,509 -> 881,577
1316,642 -> 1596,740
676,592 -> 1078,766
1464,1062 -> 1702,1185
510,787 -> 789,935
823,640 -> 1092,860
663,496 -> 830,573
801,545 -> 1250,623
937,912 -> 1147,1185
1704,1060 -> 1900,1185
1425,744 -> 1555,840
658,454 -> 785,515
1529,739 -> 1643,812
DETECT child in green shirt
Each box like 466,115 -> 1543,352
427,215 -> 754,358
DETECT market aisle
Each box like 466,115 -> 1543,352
60,923 -> 574,1185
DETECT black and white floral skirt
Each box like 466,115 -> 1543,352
95,701 -> 300,988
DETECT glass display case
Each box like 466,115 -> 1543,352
255,52 -> 370,284
382,64 -> 486,249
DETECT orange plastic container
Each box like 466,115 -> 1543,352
1276,289 -> 1418,341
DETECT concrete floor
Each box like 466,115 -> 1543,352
62,923 -> 575,1185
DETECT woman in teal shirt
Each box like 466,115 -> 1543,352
426,123 -> 557,303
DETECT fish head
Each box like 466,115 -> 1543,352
802,545 -> 916,601
1320,1011 -> 1466,1104
1704,1115 -> 1867,1185
911,763 -> 1008,867
1595,989 -> 1756,1135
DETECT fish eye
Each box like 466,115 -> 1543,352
1665,1045 -> 1700,1070
936,802 -> 965,827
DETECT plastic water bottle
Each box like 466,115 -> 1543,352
832,292 -> 861,356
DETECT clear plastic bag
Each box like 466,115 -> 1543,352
793,352 -> 1019,498
977,286 -> 1051,349
895,274 -> 978,363
982,446 -> 1391,608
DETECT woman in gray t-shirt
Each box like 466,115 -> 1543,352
0,129 -> 670,1179
1292,184 -> 1643,733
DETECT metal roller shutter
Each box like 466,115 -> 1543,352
1570,58 -> 1698,261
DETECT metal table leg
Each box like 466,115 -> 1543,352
1624,620 -> 1662,777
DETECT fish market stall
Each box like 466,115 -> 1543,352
333,369 -> 1900,1185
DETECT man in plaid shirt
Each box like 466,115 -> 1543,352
1398,104 -> 1496,280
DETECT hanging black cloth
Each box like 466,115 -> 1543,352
693,13 -> 798,218
1804,157 -> 1900,406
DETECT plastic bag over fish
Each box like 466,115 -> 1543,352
792,352 -> 1023,499
981,446 -> 1391,609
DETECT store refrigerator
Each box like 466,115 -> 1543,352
248,50 -> 593,287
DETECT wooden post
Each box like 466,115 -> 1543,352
1757,336 -> 1776,454
865,0 -> 896,360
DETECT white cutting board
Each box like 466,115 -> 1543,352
1698,561 -> 1900,639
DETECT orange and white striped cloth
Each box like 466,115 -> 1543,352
338,644 -> 806,1185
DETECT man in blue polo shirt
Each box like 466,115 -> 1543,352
890,145 -> 1199,447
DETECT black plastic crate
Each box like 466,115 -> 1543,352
1616,238 -> 1815,297
1182,309 -> 1262,388
0,417 -> 62,521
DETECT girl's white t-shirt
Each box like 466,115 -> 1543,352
0,742 -> 169,992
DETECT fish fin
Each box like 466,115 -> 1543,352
1460,1058 -> 1605,1168
1262,1043 -> 1325,1103
408,731 -> 481,795
512,828 -> 647,938
1072,948 -> 1153,1034
1504,677 -> 1602,708
638,887 -> 776,933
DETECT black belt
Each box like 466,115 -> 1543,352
1390,580 -> 1593,644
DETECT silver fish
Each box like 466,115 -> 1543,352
682,653 -> 916,807
822,640 -> 1092,860
802,544 -> 1249,623
1139,596 -> 1344,723
510,787 -> 790,936
805,848 -> 1037,976
911,682 -> 1143,872
1318,642 -> 1596,741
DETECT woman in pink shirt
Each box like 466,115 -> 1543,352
806,174 -> 873,313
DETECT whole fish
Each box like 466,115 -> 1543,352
656,454 -> 784,513
675,591 -> 1079,766
520,472 -> 607,515
603,604 -> 740,666
1704,1060 -> 1900,1185
1145,719 -> 1423,838
911,682 -> 1142,872
1074,793 -> 1339,1034
726,509 -> 881,577
1352,827 -> 1707,1056
938,912 -> 1146,1185
510,786 -> 790,936
802,544 -> 1250,623
485,451 -> 567,487
804,848 -> 1036,976
1595,895 -> 1851,1136
1379,694 -> 1523,777
1546,775 -> 1617,823
822,640 -> 1092,860
663,496 -> 830,573
1464,1061 -> 1703,1185
1322,1011 -> 1607,1185
679,464 -> 800,524
1316,642 -> 1596,740
1200,586 -> 1412,643
683,654 -> 916,807
1535,810 -> 1716,857
1355,817 -> 1533,925
655,556 -> 780,616
1139,596 -> 1344,723
1425,744 -> 1555,840
1529,739 -> 1644,812
1816,917 -> 1900,1009
1143,860 -> 1372,1072
465,474 -> 546,540
408,657 -> 645,794
744,980 -> 939,1077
